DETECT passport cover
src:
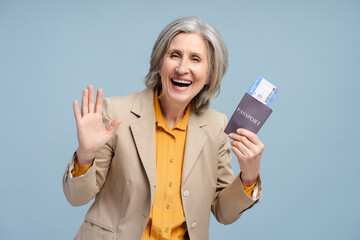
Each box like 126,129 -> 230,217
224,93 -> 273,134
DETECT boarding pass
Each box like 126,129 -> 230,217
247,77 -> 278,106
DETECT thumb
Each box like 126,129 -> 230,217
106,118 -> 122,133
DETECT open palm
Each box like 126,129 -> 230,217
73,85 -> 121,165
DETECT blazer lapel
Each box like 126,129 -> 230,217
129,90 -> 209,189
182,112 -> 208,183
130,89 -> 157,188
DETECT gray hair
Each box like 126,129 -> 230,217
144,16 -> 228,113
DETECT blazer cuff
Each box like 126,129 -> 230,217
69,152 -> 94,178
215,173 -> 262,224
63,153 -> 97,206
238,173 -> 262,201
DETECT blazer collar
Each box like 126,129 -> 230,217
131,88 -> 154,117
130,88 -> 210,187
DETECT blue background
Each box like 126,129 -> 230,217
1,0 -> 359,239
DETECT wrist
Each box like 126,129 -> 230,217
240,172 -> 257,186
76,148 -> 95,166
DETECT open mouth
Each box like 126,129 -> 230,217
171,78 -> 192,88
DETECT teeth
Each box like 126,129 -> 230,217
171,78 -> 192,85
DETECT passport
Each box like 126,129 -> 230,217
224,77 -> 277,135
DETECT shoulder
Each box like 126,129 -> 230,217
103,89 -> 153,122
192,107 -> 230,152
191,107 -> 228,142
103,88 -> 153,117
105,90 -> 143,107
201,107 -> 228,128
203,106 -> 226,119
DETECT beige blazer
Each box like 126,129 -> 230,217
63,88 -> 262,240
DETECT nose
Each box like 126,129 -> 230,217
175,58 -> 190,75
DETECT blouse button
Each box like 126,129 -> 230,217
183,191 -> 190,197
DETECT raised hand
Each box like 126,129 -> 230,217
73,85 -> 121,165
228,128 -> 264,186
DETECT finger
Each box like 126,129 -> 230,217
95,88 -> 103,114
236,128 -> 263,146
82,89 -> 89,116
231,140 -> 250,157
231,145 -> 246,162
73,100 -> 81,122
88,85 -> 95,113
229,133 -> 255,151
106,118 -> 122,133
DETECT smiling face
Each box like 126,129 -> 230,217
158,32 -> 209,109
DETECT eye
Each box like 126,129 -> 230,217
191,57 -> 201,62
170,52 -> 180,58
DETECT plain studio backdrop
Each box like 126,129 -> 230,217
1,0 -> 359,239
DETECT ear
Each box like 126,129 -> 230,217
205,78 -> 210,85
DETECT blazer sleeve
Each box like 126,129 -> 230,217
62,98 -> 115,206
211,114 -> 262,224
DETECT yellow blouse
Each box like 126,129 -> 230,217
141,90 -> 190,239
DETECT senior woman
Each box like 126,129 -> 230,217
63,16 -> 264,240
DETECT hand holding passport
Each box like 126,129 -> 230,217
224,77 -> 278,135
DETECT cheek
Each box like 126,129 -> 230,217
200,67 -> 210,85
159,61 -> 172,78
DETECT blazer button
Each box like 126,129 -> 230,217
191,222 -> 197,228
183,191 -> 190,197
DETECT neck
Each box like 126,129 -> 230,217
158,94 -> 189,129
